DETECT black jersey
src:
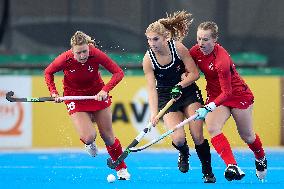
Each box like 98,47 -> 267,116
148,40 -> 185,88
148,40 -> 204,113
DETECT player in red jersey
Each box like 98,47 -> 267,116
44,31 -> 130,180
189,21 -> 267,181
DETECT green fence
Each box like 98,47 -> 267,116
0,53 -> 283,76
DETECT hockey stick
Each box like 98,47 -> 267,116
129,113 -> 198,152
6,91 -> 99,102
107,98 -> 175,169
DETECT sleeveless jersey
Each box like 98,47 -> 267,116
148,40 -> 185,88
148,40 -> 203,113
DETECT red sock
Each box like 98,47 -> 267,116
248,134 -> 265,159
211,133 -> 237,166
106,138 -> 127,171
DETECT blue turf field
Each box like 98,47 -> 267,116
0,149 -> 283,189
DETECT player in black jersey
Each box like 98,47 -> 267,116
142,11 -> 216,183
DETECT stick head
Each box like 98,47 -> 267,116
6,91 -> 15,102
107,158 -> 116,169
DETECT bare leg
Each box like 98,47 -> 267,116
70,112 -> 96,144
93,107 -> 128,174
94,107 -> 115,146
184,102 -> 216,183
231,104 -> 267,180
164,111 -> 189,173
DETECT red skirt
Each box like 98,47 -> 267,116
207,94 -> 254,109
63,85 -> 111,115
64,97 -> 112,115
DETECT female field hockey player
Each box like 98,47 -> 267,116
44,31 -> 130,180
190,21 -> 267,181
142,11 -> 216,183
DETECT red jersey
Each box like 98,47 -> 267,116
44,45 -> 124,114
189,44 -> 254,109
45,45 -> 124,95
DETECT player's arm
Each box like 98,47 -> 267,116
96,49 -> 124,93
44,54 -> 65,96
213,54 -> 232,106
142,52 -> 159,125
195,53 -> 232,120
175,41 -> 200,88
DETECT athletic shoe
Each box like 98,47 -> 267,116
117,168 -> 131,180
178,152 -> 190,173
203,173 -> 216,183
255,157 -> 267,180
85,142 -> 98,157
224,164 -> 245,181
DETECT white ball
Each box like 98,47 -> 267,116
107,174 -> 116,183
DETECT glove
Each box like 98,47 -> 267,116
195,102 -> 216,120
170,85 -> 182,99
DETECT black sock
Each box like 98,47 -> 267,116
172,140 -> 189,155
195,139 -> 213,175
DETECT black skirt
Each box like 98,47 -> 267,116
157,82 -> 204,114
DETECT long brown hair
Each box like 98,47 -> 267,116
145,10 -> 193,41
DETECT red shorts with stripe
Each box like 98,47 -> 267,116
64,97 -> 112,115
63,86 -> 111,115
207,94 -> 254,109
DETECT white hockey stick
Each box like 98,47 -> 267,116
129,113 -> 198,152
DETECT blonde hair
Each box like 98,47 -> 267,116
145,10 -> 193,41
198,21 -> 219,39
70,31 -> 96,47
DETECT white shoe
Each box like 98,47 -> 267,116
85,142 -> 98,157
255,157 -> 267,180
117,168 -> 131,180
